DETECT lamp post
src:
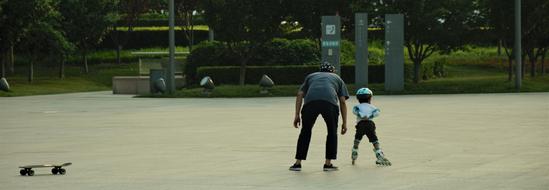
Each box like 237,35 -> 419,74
168,0 -> 176,93
514,0 -> 521,91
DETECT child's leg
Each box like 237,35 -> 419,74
352,122 -> 367,164
353,130 -> 363,149
363,121 -> 391,166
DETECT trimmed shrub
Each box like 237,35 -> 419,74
186,38 -> 321,84
286,39 -> 320,65
368,47 -> 384,65
195,63 -> 443,86
249,38 -> 320,66
196,65 -> 386,85
99,30 -> 209,49
422,57 -> 447,80
340,40 -> 355,65
331,40 -> 385,66
185,41 -> 239,84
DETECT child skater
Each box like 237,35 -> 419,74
351,88 -> 391,166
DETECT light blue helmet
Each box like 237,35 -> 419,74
356,87 -> 373,96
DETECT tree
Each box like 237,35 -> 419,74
539,36 -> 549,76
484,0 -> 516,81
0,0 -> 73,82
18,22 -> 74,82
1,0 -> 44,77
522,0 -> 549,77
201,0 -> 286,85
485,0 -> 549,79
59,0 -> 117,73
353,0 -> 478,83
288,0 -> 351,40
175,0 -> 200,52
0,0 -> 5,77
112,0 -> 153,65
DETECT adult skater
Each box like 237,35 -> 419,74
290,62 -> 349,171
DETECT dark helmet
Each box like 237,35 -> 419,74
319,62 -> 335,72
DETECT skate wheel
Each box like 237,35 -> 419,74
27,170 -> 35,176
20,169 -> 27,176
52,168 -> 59,175
58,168 -> 66,175
376,160 -> 392,166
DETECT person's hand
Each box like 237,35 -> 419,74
293,115 -> 301,128
341,123 -> 347,135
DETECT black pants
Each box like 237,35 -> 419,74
295,100 -> 339,160
355,120 -> 378,143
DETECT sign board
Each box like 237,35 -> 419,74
355,13 -> 368,87
321,16 -> 341,75
384,14 -> 404,92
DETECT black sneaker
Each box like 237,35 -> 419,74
323,164 -> 338,171
289,164 -> 301,171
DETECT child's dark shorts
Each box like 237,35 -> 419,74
355,120 -> 378,143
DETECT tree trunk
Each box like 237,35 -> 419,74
83,53 -> 89,74
498,40 -> 503,69
521,53 -> 526,79
239,60 -> 247,86
114,24 -> 121,65
530,53 -> 536,77
59,59 -> 65,79
189,13 -> 194,52
507,58 -> 513,81
8,45 -> 14,74
28,60 -> 34,83
413,60 -> 421,84
189,31 -> 194,52
1,53 -> 5,78
497,40 -> 502,55
527,48 -> 536,77
116,45 -> 122,65
541,49 -> 547,76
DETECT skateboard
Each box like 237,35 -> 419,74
19,162 -> 72,176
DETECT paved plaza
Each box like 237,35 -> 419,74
1,91 -> 548,189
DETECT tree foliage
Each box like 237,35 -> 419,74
352,0 -> 478,83
287,0 -> 351,39
201,0 -> 287,85
175,0 -> 200,51
485,0 -> 549,78
0,0 -> 71,79
112,0 -> 154,64
59,0 -> 117,73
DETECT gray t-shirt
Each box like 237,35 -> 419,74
299,72 -> 349,106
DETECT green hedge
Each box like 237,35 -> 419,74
196,65 -> 386,85
249,38 -> 320,66
195,61 -> 445,86
118,18 -> 207,27
98,30 -> 209,49
185,39 -> 321,84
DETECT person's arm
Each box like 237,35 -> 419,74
339,96 -> 347,135
293,91 -> 305,128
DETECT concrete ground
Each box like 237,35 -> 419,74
0,92 -> 548,190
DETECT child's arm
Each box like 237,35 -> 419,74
353,105 -> 369,120
369,108 -> 380,119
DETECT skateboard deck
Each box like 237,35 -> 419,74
19,162 -> 71,176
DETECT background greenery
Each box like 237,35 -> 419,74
1,0 -> 548,97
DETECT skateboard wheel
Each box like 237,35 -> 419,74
20,169 -> 27,176
52,168 -> 59,175
27,170 -> 35,176
58,168 -> 66,175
